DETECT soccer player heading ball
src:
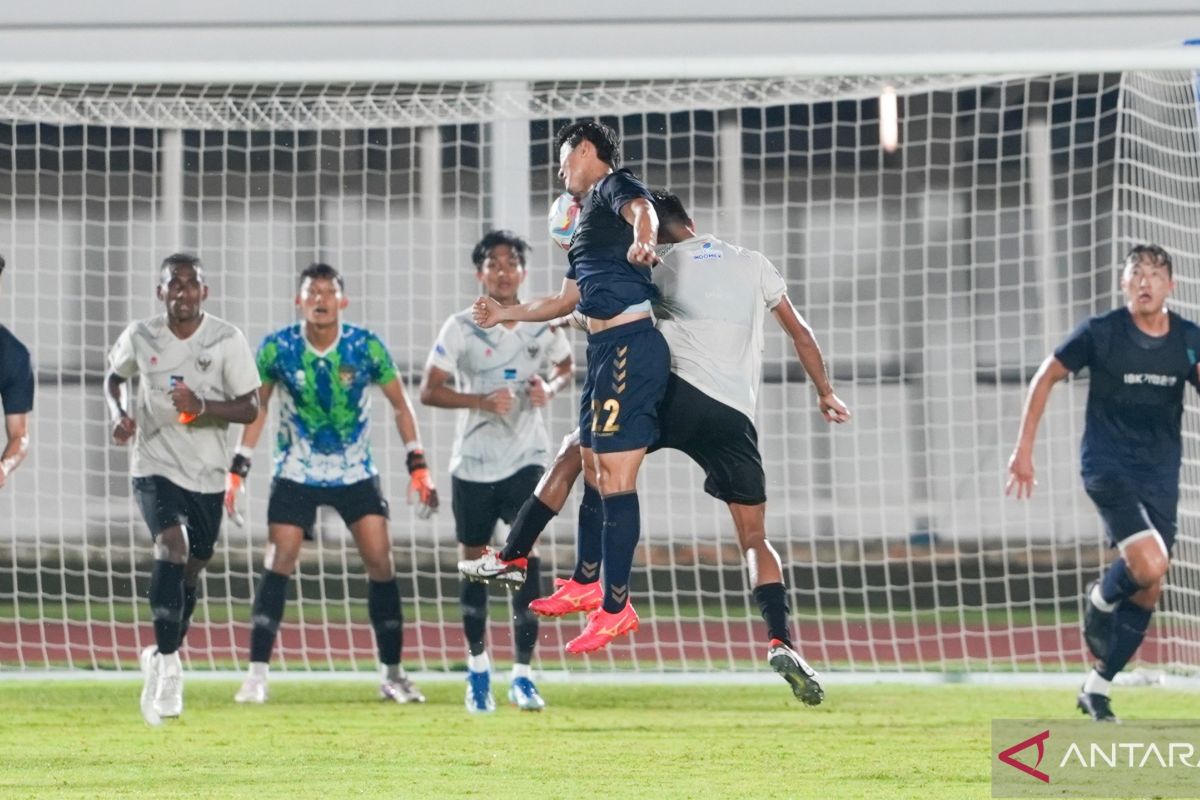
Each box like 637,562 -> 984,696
105,254 -> 262,725
473,119 -> 665,653
1007,244 -> 1199,722
231,263 -> 437,706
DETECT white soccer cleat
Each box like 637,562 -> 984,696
234,675 -> 269,704
767,639 -> 824,706
380,671 -> 426,704
138,645 -> 162,727
155,651 -> 184,718
457,547 -> 528,587
507,676 -> 546,711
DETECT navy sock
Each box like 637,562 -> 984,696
460,578 -> 489,657
179,583 -> 199,643
249,570 -> 290,664
368,579 -> 403,666
1098,603 -> 1153,681
149,560 -> 185,655
1100,558 -> 1143,605
572,483 -> 604,584
600,491 -> 640,614
511,556 -> 541,664
500,497 -> 557,562
753,582 -> 793,646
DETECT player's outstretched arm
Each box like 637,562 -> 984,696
772,296 -> 850,423
1006,355 -> 1070,500
0,413 -> 29,489
381,376 -> 439,518
472,278 -> 580,328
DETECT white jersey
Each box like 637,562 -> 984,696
427,309 -> 572,483
653,234 -> 788,421
109,313 -> 261,494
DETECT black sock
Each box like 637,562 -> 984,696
249,570 -> 290,664
460,578 -> 489,657
500,497 -> 558,562
600,491 -> 640,614
149,560 -> 185,655
1100,558 -> 1142,605
572,483 -> 604,584
179,583 -> 199,643
1098,603 -> 1153,681
753,582 -> 793,646
511,556 -> 541,664
368,579 -> 404,667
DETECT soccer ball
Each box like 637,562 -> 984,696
547,191 -> 581,251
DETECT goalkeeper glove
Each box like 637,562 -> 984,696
225,452 -> 251,526
405,448 -> 438,520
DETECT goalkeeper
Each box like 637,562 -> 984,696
462,192 -> 849,705
230,263 -> 438,706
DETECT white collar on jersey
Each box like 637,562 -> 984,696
304,325 -> 342,357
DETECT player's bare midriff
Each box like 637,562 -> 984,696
587,308 -> 651,334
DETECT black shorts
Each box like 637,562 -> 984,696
451,464 -> 544,547
579,318 -> 670,453
132,475 -> 225,561
267,476 -> 390,540
1083,472 -> 1178,552
650,374 -> 767,506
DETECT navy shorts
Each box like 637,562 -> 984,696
651,374 -> 767,505
267,476 -> 390,540
451,464 -> 544,547
132,475 -> 224,561
1082,472 -> 1177,552
578,317 -> 670,453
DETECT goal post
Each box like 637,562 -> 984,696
0,72 -> 1198,678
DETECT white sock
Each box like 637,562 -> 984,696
511,663 -> 531,680
1090,584 -> 1117,613
160,651 -> 182,673
249,662 -> 269,680
1083,669 -> 1112,697
467,652 -> 490,673
382,663 -> 404,682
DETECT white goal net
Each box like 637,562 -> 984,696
1,72 -> 1198,676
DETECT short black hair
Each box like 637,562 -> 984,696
650,190 -> 691,229
554,120 -> 621,168
160,253 -> 203,281
299,262 -> 345,291
472,230 -> 530,270
1124,244 -> 1173,277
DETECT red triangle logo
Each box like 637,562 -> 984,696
998,729 -> 1051,784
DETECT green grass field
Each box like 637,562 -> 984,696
1,680 -> 1197,799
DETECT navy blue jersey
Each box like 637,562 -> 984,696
1055,308 -> 1200,479
0,324 -> 33,415
566,168 -> 657,320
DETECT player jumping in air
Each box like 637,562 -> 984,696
473,121 -> 665,654
1007,244 -> 1200,722
106,254 -> 261,725
231,263 -> 437,705
420,230 -> 573,712
463,191 -> 849,703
